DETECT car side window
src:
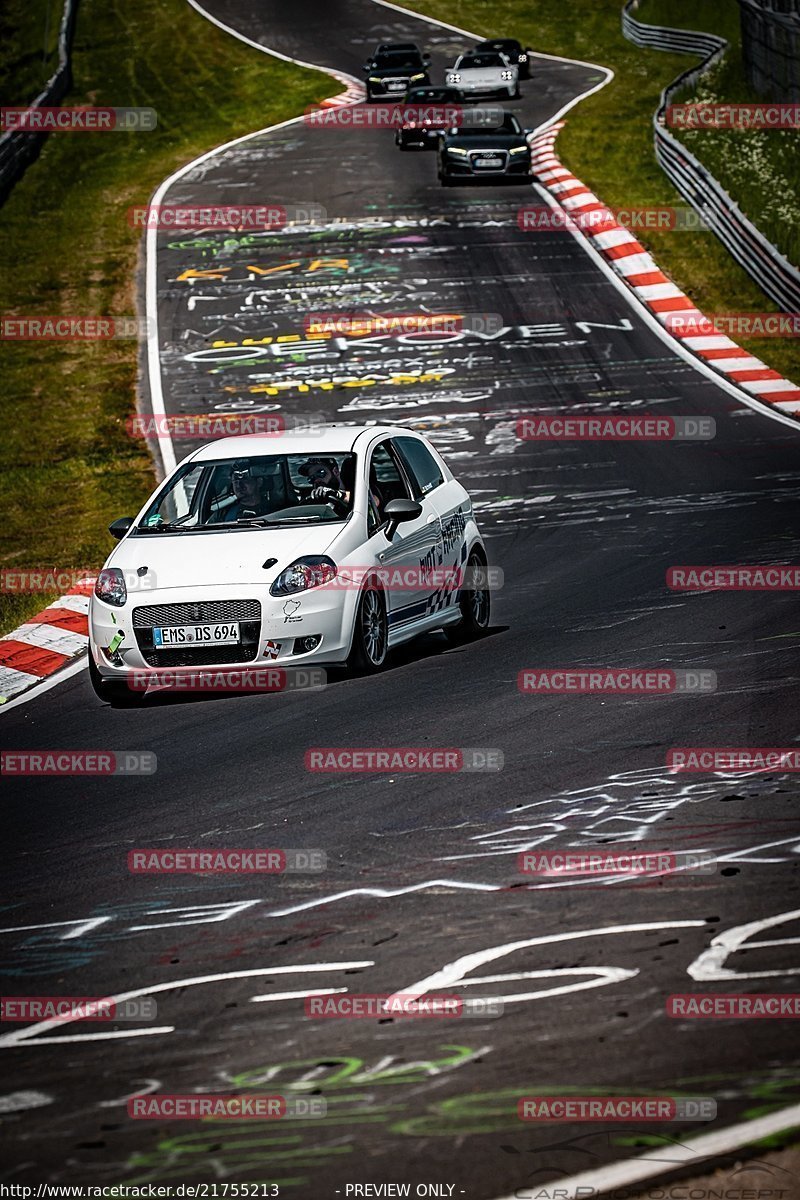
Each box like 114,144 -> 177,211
367,441 -> 412,535
393,437 -> 444,499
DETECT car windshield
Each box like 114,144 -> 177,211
135,453 -> 357,533
374,52 -> 423,69
458,53 -> 505,69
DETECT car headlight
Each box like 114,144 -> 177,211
447,73 -> 461,83
501,70 -> 514,80
270,556 -> 337,597
94,567 -> 127,607
368,76 -> 382,82
447,146 -> 469,156
509,145 -> 529,154
409,73 -> 425,82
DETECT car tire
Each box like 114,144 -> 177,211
348,583 -> 389,674
88,652 -> 141,706
444,550 -> 491,644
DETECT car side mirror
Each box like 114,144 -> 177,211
423,52 -> 431,62
382,499 -> 422,539
363,60 -> 374,71
109,516 -> 134,540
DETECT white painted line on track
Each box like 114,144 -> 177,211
0,963 -> 375,1047
488,1101 -> 800,1200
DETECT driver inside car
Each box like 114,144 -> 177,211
297,455 -> 385,523
298,456 -> 352,514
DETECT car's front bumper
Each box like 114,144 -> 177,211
452,80 -> 515,97
89,583 -> 357,681
366,78 -> 426,99
442,156 -> 531,179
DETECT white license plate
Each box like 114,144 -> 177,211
387,81 -> 405,91
475,156 -> 503,168
152,622 -> 240,647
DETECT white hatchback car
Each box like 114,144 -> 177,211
446,51 -> 519,99
88,426 -> 491,701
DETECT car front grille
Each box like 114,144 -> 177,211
132,599 -> 262,667
133,600 -> 261,627
469,148 -> 509,171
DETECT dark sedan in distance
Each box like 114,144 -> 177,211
363,44 -> 431,100
395,85 -> 465,150
437,110 -> 531,185
474,37 -> 532,79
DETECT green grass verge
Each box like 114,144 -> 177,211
0,0 -> 337,635
406,0 -> 799,381
0,0 -> 63,107
644,0 -> 800,270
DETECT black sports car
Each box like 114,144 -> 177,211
437,111 -> 531,185
362,44 -> 431,100
474,38 -> 532,79
395,85 -> 465,150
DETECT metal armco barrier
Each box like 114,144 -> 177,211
622,0 -> 800,313
0,0 -> 81,205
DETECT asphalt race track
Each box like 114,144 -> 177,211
2,0 -> 800,1194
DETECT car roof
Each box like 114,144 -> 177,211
376,41 -> 419,51
188,426 -> 423,462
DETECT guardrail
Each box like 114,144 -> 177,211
0,0 -> 81,205
621,0 -> 800,313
